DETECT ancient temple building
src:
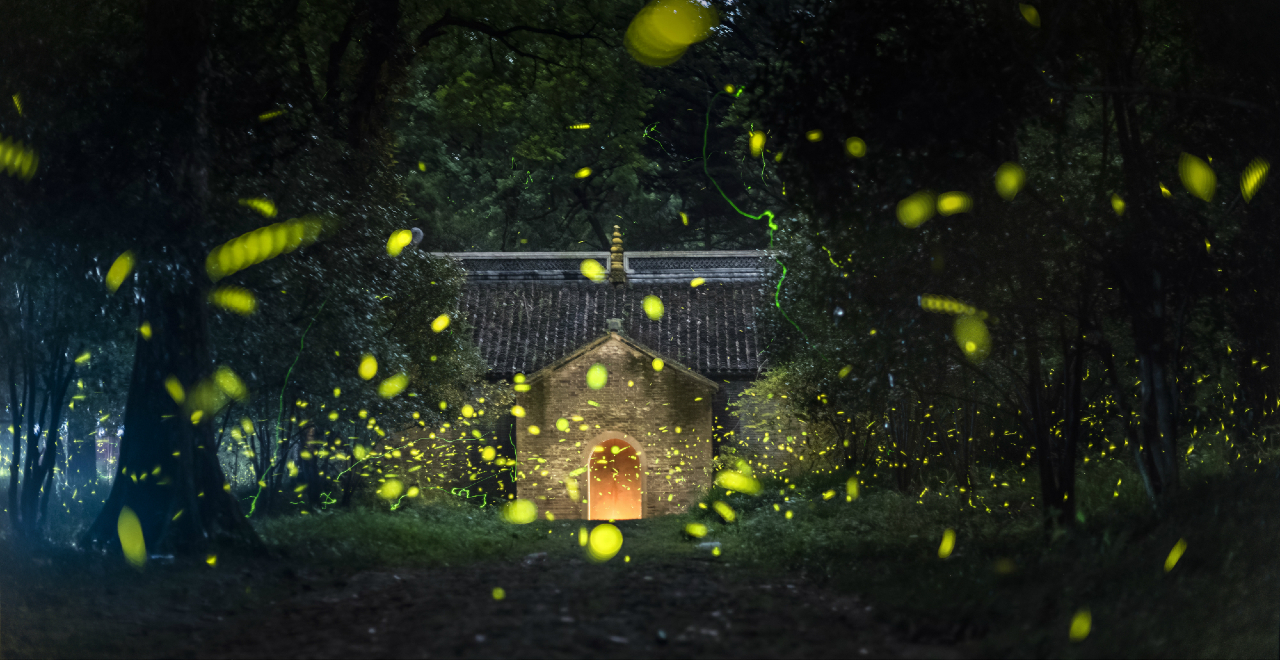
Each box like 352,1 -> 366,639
432,228 -> 781,519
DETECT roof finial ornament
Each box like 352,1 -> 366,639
608,224 -> 627,284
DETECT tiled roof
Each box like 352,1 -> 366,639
442,251 -> 773,284
456,280 -> 772,379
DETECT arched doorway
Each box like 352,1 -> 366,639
588,438 -> 641,520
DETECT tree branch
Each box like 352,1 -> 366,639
415,11 -> 610,69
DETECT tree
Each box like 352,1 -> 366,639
742,0 -> 1280,524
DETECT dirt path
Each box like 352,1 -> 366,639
1,546 -> 960,659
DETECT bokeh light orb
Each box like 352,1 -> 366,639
642,295 -> 665,320
501,499 -> 538,524
624,0 -> 718,67
587,523 -> 624,562
586,363 -> 608,390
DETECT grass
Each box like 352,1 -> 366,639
673,447 -> 1280,657
11,436 -> 1267,657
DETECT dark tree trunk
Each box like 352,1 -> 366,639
6,359 -> 23,532
67,406 -> 98,493
80,0 -> 261,556
81,287 -> 259,554
1108,69 -> 1183,508
1020,324 -> 1086,532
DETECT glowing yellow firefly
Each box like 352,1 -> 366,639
358,354 -> 378,380
624,0 -> 718,67
238,198 -> 277,218
897,190 -> 936,228
1164,538 -> 1187,572
568,123 -> 591,130
938,528 -> 956,558
839,365 -> 853,379
1178,153 -> 1216,201
1111,193 -> 1125,216
258,109 -> 286,122
387,229 -> 414,257
714,469 -> 761,495
377,479 -> 404,501
643,295 -> 665,320
845,137 -> 866,158
214,367 -> 247,401
208,286 -> 258,315
995,162 -> 1025,201
0,136 -> 38,181
652,358 -> 664,372
586,363 -> 608,390
117,506 -> 147,569
501,499 -> 537,524
680,211 -> 689,226
1241,157 -> 1269,202
936,191 -> 973,216
920,294 -> 977,316
205,216 -> 325,282
105,251 -> 135,294
378,373 -> 408,399
712,501 -> 736,523
11,94 -> 21,116
587,523 -> 624,562
139,322 -> 153,340
954,314 -> 991,362
510,405 -> 526,418
1019,4 -> 1041,27
580,258 -> 606,282
1069,608 -> 1091,641
749,131 -> 765,158
690,277 -> 705,287
574,167 -> 592,179
431,314 -> 450,333
805,129 -> 823,142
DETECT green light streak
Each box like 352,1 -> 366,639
246,298 -> 327,517
643,122 -> 674,158
316,437 -> 417,509
701,91 -> 812,346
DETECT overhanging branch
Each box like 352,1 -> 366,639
415,10 -> 611,69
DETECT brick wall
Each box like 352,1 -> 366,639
515,333 -> 717,519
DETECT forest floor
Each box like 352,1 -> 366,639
1,459 -> 1278,659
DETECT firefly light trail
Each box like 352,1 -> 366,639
246,297 -> 327,517
701,89 -> 814,349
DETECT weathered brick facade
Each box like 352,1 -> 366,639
515,332 -> 717,519
429,246 -> 789,518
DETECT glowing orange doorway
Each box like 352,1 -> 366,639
588,438 -> 641,520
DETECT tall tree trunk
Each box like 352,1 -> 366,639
1132,306 -> 1180,502
6,359 -> 23,533
23,350 -> 75,536
80,0 -> 261,556
1110,72 -> 1182,508
81,288 -> 259,554
67,405 -> 98,493
1021,325 -> 1085,532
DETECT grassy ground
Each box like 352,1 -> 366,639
1,454 -> 1277,658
